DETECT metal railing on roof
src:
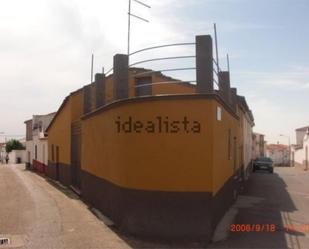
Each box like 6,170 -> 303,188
129,42 -> 196,87
129,42 -> 196,56
134,80 -> 196,89
105,43 -> 221,92
212,58 -> 223,90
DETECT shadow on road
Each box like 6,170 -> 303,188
210,170 -> 303,249
44,178 -> 80,200
23,165 -> 304,249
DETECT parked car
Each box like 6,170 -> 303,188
253,156 -> 274,173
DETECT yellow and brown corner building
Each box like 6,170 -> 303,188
46,35 -> 254,242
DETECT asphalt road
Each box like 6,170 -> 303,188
210,166 -> 309,249
1,164 -> 309,249
0,164 -> 130,249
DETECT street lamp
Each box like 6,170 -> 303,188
279,134 -> 291,167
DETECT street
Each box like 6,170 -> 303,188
1,164 -> 309,249
211,165 -> 309,249
0,164 -> 130,249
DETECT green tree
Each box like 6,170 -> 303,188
5,139 -> 25,153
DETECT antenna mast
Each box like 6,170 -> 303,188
214,23 -> 220,74
127,0 -> 151,59
91,53 -> 94,82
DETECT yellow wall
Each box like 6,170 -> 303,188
48,69 -> 241,195
212,101 -> 240,194
152,74 -> 195,95
105,77 -> 113,104
81,97 -> 214,192
102,71 -> 196,106
48,99 -> 71,165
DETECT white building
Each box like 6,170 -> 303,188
237,96 -> 254,180
25,113 -> 55,173
266,144 -> 289,166
252,132 -> 266,159
291,126 -> 309,170
8,149 -> 27,164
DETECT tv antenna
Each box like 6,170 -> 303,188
127,0 -> 151,58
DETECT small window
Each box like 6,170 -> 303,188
216,106 -> 222,121
135,76 -> 152,97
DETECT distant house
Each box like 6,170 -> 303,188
252,132 -> 266,159
9,137 -> 26,164
24,112 -> 56,173
266,144 -> 289,166
0,142 -> 6,163
291,126 -> 309,169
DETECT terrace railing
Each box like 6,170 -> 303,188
128,42 -> 197,90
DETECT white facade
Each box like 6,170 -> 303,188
296,127 -> 308,146
237,96 -> 254,181
252,133 -> 265,159
266,144 -> 289,166
243,112 -> 254,180
0,144 -> 6,163
9,149 -> 27,164
25,113 -> 55,168
292,128 -> 309,169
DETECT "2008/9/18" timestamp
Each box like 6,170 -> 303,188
230,224 -> 277,232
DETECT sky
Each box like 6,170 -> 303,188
0,0 -> 308,144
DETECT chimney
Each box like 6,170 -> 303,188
95,73 -> 106,108
113,54 -> 129,100
196,35 -> 213,94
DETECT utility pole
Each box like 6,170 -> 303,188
227,54 -> 230,72
127,0 -> 132,56
91,53 -> 94,83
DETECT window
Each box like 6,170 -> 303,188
216,106 -> 222,121
135,76 -> 152,97
35,145 -> 37,160
42,144 -> 45,164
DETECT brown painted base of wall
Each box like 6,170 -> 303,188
81,170 -> 240,242
47,161 -> 71,186
211,171 -> 240,230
